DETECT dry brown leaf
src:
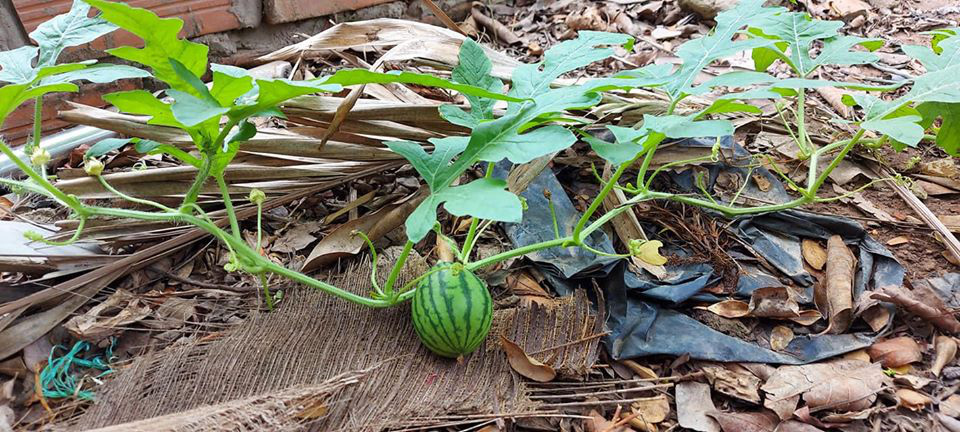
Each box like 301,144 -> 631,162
942,394 -> 960,418
761,360 -> 887,420
707,410 -> 779,432
586,409 -> 629,432
676,381 -> 720,432
770,326 -> 794,351
854,290 -> 891,332
777,420 -> 825,432
506,271 -> 552,305
705,300 -> 750,318
301,191 -> 425,272
818,235 -> 855,334
920,158 -> 959,179
867,337 -> 922,368
932,335 -> 958,377
621,359 -> 659,379
703,364 -> 762,404
886,236 -> 910,246
842,349 -> 872,363
897,389 -> 932,411
815,86 -> 850,117
271,221 -> 323,253
802,239 -> 827,271
64,289 -> 151,342
499,335 -> 556,382
701,288 -> 820,325
893,374 -> 932,390
632,394 -> 671,427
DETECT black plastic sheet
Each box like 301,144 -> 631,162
498,138 -> 904,364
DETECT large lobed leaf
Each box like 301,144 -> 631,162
31,0 -> 117,67
84,0 -> 209,95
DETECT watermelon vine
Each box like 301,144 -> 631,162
1,0 -> 957,359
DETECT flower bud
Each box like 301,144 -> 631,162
83,158 -> 104,176
248,188 -> 265,205
30,148 -> 51,166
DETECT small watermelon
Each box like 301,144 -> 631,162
411,262 -> 493,360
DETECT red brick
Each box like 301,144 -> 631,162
264,0 -> 396,24
13,0 -> 261,48
1,81 -> 140,145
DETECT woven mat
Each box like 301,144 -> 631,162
72,252 -> 601,431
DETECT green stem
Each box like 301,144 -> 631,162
31,97 -> 42,153
0,138 -> 84,214
460,162 -> 495,262
808,129 -> 866,194
97,175 -> 175,212
182,156 -> 212,209
215,175 -> 241,239
795,91 -> 813,159
572,154 -> 637,244
382,240 -> 413,298
260,273 -> 274,311
466,236 -> 569,272
35,217 -> 86,246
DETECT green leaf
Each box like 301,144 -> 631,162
809,36 -> 882,72
31,0 -> 117,67
509,31 -> 634,101
86,137 -> 133,158
902,64 -> 960,105
169,58 -> 215,101
917,102 -> 960,156
103,89 -> 183,128
405,177 -> 522,242
210,64 -> 254,107
644,114 -> 734,138
84,0 -> 209,94
0,46 -> 40,84
669,0 -> 784,98
451,38 -> 503,123
387,137 -> 468,189
583,126 -> 651,165
750,12 -> 844,75
0,82 -> 77,120
902,34 -> 960,72
42,63 -> 150,84
862,115 -> 924,146
135,139 -> 201,167
319,69 -> 521,103
210,120 -> 256,175
166,89 -> 230,127
229,78 -> 338,119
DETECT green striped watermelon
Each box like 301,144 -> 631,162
411,262 -> 493,360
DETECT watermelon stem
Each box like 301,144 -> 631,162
381,240 -> 414,299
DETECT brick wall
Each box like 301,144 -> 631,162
1,0 -> 395,142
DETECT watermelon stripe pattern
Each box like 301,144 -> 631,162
411,263 -> 493,359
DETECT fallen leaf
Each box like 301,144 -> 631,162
676,381 -> 720,432
778,420 -> 826,432
621,359 -> 658,379
506,271 -> 552,305
632,394 -> 670,428
301,191 -> 425,272
770,326 -> 794,351
586,409 -> 629,432
270,221 -> 323,253
920,158 -> 959,179
634,240 -> 668,266
886,236 -> 910,246
868,337 -> 922,368
897,389 -> 932,411
854,290 -> 890,332
500,335 -> 556,382
942,394 -> 960,418
932,335 -> 958,377
842,349 -> 872,363
893,374 -> 932,390
701,288 -> 821,325
707,410 -> 778,432
703,364 -> 762,404
817,235 -> 855,334
802,239 -> 827,271
752,173 -> 772,192
762,360 -> 887,420
64,289 -> 151,342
